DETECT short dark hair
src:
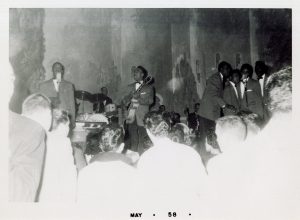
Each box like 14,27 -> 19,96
51,109 -> 69,131
241,63 -> 254,78
144,111 -> 170,137
136,65 -> 148,79
265,66 -> 292,114
99,124 -> 124,152
218,61 -> 231,72
22,93 -> 51,116
52,62 -> 64,73
255,60 -> 268,73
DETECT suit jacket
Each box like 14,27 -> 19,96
9,111 -> 46,202
123,82 -> 154,126
199,73 -> 226,121
92,94 -> 113,113
260,74 -> 271,123
223,82 -> 241,116
240,78 -> 264,119
39,79 -> 76,126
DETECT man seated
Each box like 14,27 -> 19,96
9,93 -> 52,202
77,125 -> 137,207
38,109 -> 77,202
137,111 -> 207,209
92,87 -> 113,113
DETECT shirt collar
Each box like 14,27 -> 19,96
219,72 -> 223,81
229,81 -> 236,87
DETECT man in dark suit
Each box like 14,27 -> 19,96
93,87 -> 113,113
223,69 -> 242,116
199,61 -> 235,149
240,63 -> 264,121
255,61 -> 271,125
123,66 -> 154,154
39,62 -> 76,127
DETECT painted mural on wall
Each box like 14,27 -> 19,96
169,55 -> 199,114
9,9 -> 45,113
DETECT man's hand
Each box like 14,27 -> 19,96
224,104 -> 237,113
132,93 -> 140,99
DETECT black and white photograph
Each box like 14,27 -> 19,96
2,2 -> 299,219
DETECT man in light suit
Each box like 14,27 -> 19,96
239,63 -> 264,122
39,62 -> 76,128
223,69 -> 242,116
9,93 -> 52,202
123,66 -> 154,154
199,61 -> 236,149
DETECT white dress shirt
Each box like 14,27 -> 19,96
219,72 -> 223,81
53,79 -> 60,92
259,74 -> 265,96
240,78 -> 248,98
135,80 -> 143,91
229,81 -> 238,98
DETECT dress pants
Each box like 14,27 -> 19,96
198,116 -> 219,149
124,118 -> 148,155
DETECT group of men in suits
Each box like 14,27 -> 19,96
199,61 -> 271,149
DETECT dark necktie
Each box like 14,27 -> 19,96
244,82 -> 248,107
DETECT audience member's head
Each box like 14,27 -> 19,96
52,62 -> 64,82
184,107 -> 190,116
144,111 -> 170,141
241,63 -> 254,80
265,66 -> 292,116
158,105 -> 166,113
216,116 -> 247,152
172,123 -> 193,146
169,124 -> 184,144
229,69 -> 241,85
99,124 -> 124,153
255,61 -> 268,79
238,112 -> 261,138
101,87 -> 108,96
51,109 -> 70,136
22,93 -> 52,131
194,103 -> 200,113
218,61 -> 232,79
172,112 -> 181,125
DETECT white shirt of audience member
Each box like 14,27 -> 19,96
38,122 -> 77,202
